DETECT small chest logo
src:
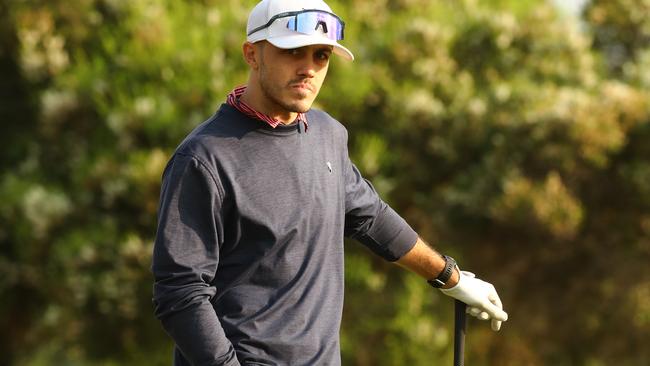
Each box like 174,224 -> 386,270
326,161 -> 332,173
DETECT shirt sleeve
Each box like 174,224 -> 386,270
342,139 -> 418,262
151,153 -> 240,366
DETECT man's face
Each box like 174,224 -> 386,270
253,42 -> 332,115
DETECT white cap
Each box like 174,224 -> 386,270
246,0 -> 354,61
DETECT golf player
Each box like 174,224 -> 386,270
152,0 -> 508,365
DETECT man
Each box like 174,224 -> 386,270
152,0 -> 508,365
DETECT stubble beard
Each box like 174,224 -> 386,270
258,61 -> 313,114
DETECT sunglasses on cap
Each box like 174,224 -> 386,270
247,9 -> 345,41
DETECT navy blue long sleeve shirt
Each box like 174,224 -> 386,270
152,104 -> 418,365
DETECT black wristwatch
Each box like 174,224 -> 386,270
427,255 -> 457,288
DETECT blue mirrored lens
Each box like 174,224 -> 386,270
286,11 -> 344,41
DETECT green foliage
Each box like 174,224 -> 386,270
584,0 -> 650,75
1,0 -> 649,365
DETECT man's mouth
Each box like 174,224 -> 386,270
290,82 -> 314,93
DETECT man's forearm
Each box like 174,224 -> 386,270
395,236 -> 459,289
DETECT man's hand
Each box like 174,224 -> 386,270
440,271 -> 508,331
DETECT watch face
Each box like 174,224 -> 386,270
428,255 -> 456,288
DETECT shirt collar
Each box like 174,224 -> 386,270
226,85 -> 308,131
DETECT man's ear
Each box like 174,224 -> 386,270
242,42 -> 260,70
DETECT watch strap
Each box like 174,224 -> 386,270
427,255 -> 456,288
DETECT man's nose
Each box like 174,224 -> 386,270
297,56 -> 317,78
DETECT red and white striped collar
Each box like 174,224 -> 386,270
226,86 -> 308,131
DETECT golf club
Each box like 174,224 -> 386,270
454,299 -> 467,366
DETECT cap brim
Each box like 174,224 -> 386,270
267,34 -> 354,61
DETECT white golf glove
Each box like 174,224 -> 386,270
440,271 -> 508,331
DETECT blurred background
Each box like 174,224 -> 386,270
1,0 -> 649,365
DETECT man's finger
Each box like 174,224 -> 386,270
488,292 -> 503,309
487,292 -> 505,330
491,319 -> 502,331
468,307 -> 482,317
481,301 -> 508,322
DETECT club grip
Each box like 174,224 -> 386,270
454,300 -> 467,366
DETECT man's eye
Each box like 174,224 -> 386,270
317,52 -> 331,61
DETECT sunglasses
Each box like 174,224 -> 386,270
247,9 -> 345,41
